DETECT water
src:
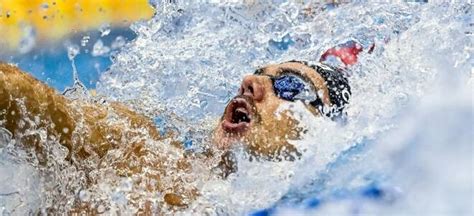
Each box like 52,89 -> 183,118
0,1 -> 472,215
0,28 -> 137,91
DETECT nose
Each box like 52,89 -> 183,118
239,75 -> 265,102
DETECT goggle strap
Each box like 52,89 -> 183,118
309,97 -> 329,117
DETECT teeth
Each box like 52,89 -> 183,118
231,106 -> 250,123
235,107 -> 248,115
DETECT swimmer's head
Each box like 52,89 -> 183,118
212,61 -> 350,160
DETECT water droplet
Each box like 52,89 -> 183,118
99,24 -> 111,37
79,190 -> 90,202
111,36 -> 126,50
92,39 -> 110,57
0,128 -> 13,147
40,3 -> 49,9
81,35 -> 90,47
18,25 -> 36,54
66,43 -> 80,60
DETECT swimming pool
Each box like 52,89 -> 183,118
0,1 -> 472,215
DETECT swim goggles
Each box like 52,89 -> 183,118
254,70 -> 326,109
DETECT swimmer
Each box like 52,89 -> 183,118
212,60 -> 351,160
0,42 -> 358,213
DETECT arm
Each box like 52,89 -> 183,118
0,63 -> 163,158
0,63 -> 76,162
0,63 -> 196,209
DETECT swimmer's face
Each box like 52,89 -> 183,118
213,62 -> 331,160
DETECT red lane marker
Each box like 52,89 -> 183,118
320,41 -> 374,66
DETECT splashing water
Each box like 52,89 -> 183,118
1,1 -> 472,215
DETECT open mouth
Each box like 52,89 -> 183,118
222,96 -> 253,133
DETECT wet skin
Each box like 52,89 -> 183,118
213,62 -> 331,160
0,61 -> 331,212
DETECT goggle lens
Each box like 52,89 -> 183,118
274,75 -> 304,100
273,74 -> 318,102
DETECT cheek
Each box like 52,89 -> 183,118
254,101 -> 302,137
244,110 -> 303,159
253,95 -> 285,121
278,112 -> 303,139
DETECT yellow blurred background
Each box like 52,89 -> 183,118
0,0 -> 154,50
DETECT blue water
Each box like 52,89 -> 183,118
1,28 -> 136,91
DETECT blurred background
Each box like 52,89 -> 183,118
0,0 -> 154,90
